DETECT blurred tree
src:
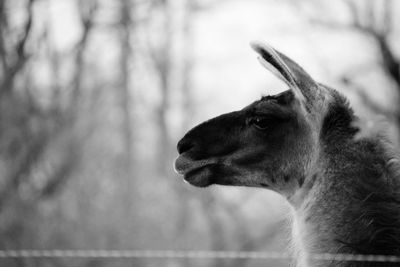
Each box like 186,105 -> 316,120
0,0 -> 95,212
0,0 -> 98,258
149,0 -> 174,176
340,0 -> 400,140
119,0 -> 135,177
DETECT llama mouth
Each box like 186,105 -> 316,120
174,154 -> 215,175
174,155 -> 216,187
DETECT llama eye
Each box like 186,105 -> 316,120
252,117 -> 270,130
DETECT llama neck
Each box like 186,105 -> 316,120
289,140 -> 400,267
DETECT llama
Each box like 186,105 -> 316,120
174,41 -> 400,267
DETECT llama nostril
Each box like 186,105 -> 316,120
177,138 -> 195,154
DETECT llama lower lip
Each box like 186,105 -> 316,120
174,155 -> 216,187
183,166 -> 213,187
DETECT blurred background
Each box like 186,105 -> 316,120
0,0 -> 399,266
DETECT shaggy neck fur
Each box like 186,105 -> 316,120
289,98 -> 400,267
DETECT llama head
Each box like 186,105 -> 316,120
174,42 -> 357,199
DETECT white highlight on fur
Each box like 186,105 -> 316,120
290,206 -> 311,267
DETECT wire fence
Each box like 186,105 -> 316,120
0,250 -> 400,263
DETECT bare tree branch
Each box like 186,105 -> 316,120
39,143 -> 78,198
344,0 -> 400,88
381,0 -> 393,36
0,132 -> 49,212
70,0 -> 98,107
0,0 -> 35,95
376,38 -> 400,87
119,0 -> 135,172
0,1 -> 9,72
310,0 -> 400,94
341,76 -> 395,119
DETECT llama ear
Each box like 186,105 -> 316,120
250,41 -> 321,111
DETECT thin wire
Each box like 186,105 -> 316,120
0,250 -> 399,262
